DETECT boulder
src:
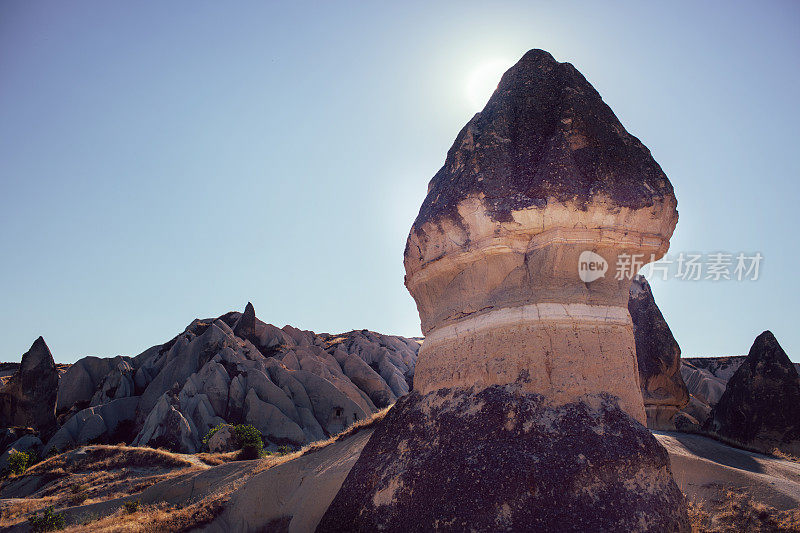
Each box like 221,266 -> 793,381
319,387 -> 689,532
628,275 -> 689,429
133,391 -> 198,453
207,425 -> 237,453
58,355 -> 132,412
44,396 -> 139,454
324,49 -> 688,530
244,389 -> 305,445
0,435 -> 42,470
90,358 -> 135,406
342,354 -> 395,408
704,331 -> 800,455
0,337 -> 59,437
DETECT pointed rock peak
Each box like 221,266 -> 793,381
234,301 -> 257,339
20,336 -> 56,372
747,330 -> 795,371
413,48 -> 675,228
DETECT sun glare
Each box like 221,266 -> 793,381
465,58 -> 515,110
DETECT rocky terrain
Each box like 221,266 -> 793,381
0,303 -> 419,469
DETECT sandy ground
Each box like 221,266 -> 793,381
655,431 -> 800,511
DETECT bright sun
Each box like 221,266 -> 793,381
466,58 -> 515,110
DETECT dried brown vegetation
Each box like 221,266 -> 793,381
58,499 -> 227,532
0,445 -> 201,529
688,490 -> 800,532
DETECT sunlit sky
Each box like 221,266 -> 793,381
1,1 -> 798,363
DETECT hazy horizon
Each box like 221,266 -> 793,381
1,1 -> 798,363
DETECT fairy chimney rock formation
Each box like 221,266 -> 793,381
629,275 -> 689,429
320,50 -> 688,532
0,337 -> 59,436
404,48 -> 678,423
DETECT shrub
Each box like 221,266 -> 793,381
277,445 -> 293,455
7,450 -> 29,475
28,507 -> 65,531
233,425 -> 264,459
123,500 -> 140,514
69,484 -> 89,505
69,487 -> 88,505
27,451 -> 41,466
202,424 -> 227,445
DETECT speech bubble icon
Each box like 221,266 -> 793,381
578,251 -> 608,282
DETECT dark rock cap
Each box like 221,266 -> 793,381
413,49 -> 675,228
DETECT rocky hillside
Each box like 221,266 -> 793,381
0,304 -> 420,461
680,355 -> 800,427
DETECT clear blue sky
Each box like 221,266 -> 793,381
1,1 -> 798,363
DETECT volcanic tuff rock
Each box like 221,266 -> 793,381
326,49 -> 688,531
57,355 -> 134,412
629,275 -> 689,429
679,356 -> 800,426
404,49 -> 678,421
36,304 -> 419,454
0,337 -> 59,437
705,331 -> 800,455
319,387 -> 689,532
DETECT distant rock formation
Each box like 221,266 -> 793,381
629,275 -> 689,429
41,304 -> 419,454
705,331 -> 800,455
322,49 -> 688,531
57,355 -> 134,413
678,355 -> 800,428
0,337 -> 59,437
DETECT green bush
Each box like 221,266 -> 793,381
28,507 -> 65,531
123,500 -> 140,514
277,445 -> 293,455
27,450 -> 41,466
233,424 -> 264,459
202,424 -> 227,445
7,450 -> 29,475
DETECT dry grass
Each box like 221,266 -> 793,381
0,497 -> 59,528
195,450 -> 240,466
771,448 -> 800,463
0,409 -> 392,530
252,404 -> 391,475
688,490 -> 800,532
61,498 -> 228,532
0,445 -> 201,529
26,445 -> 193,476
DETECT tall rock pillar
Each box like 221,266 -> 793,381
319,49 -> 689,532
